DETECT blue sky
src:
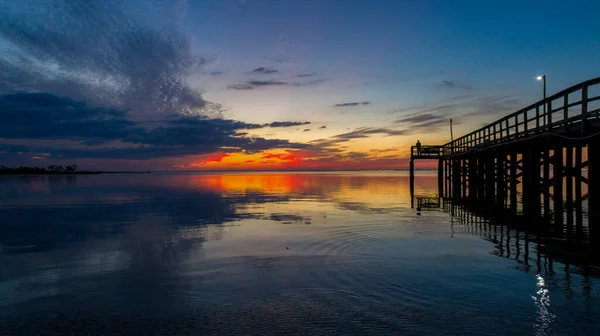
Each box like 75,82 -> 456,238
0,0 -> 599,170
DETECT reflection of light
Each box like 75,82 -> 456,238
190,174 -> 304,195
532,274 -> 555,335
537,75 -> 544,81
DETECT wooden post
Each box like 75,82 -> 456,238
478,154 -> 486,202
510,150 -> 518,214
438,159 -> 444,198
575,145 -> 583,238
485,153 -> 496,207
553,145 -> 564,235
588,138 -> 599,250
445,159 -> 450,198
523,143 -> 541,220
543,149 -> 551,220
462,159 -> 468,199
565,146 -> 574,239
410,158 -> 415,198
496,150 -> 506,209
452,159 -> 461,200
469,156 -> 478,200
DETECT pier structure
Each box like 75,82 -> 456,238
410,77 -> 600,247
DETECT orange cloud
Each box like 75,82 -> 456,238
189,153 -> 230,167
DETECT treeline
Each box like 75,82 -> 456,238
0,164 -> 91,174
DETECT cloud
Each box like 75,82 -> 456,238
295,73 -> 317,78
266,121 -> 311,128
0,93 -> 136,144
439,80 -> 472,90
332,127 -> 406,141
261,153 -> 299,161
227,84 -> 255,90
0,0 -> 209,117
303,129 -> 311,132
320,125 -> 327,129
205,70 -> 226,76
228,80 -> 288,90
0,92 -> 308,160
247,67 -> 280,75
292,78 -> 329,87
333,102 -> 371,107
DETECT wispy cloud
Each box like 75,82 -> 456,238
295,73 -> 317,78
333,102 -> 371,107
228,80 -> 288,90
205,70 -> 226,76
266,121 -> 311,128
293,78 -> 329,87
247,67 -> 280,75
438,80 -> 472,90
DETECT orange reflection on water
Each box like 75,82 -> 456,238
176,172 -> 440,209
187,173 -> 306,195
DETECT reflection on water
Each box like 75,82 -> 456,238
0,172 -> 599,335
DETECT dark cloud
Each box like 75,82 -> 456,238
333,102 -> 371,107
320,125 -> 327,129
0,1 -> 210,118
227,84 -> 255,90
228,80 -> 288,90
303,129 -> 311,132
205,70 -> 226,76
293,78 -> 329,87
249,80 -> 287,87
266,121 -> 311,128
0,93 -> 137,144
0,92 -> 307,160
295,73 -> 317,78
332,127 -> 406,141
439,80 -> 472,90
247,67 -> 280,75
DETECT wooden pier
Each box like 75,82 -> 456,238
410,77 -> 600,249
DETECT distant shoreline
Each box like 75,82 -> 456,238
0,171 -> 151,175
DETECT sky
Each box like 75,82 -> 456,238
1,0 -> 599,171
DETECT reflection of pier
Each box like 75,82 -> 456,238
410,195 -> 441,210
410,77 -> 600,248
443,201 -> 600,286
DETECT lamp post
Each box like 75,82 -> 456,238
537,75 -> 547,124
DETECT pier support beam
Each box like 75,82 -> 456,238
485,152 -> 495,206
575,145 -> 583,238
553,145 -> 564,234
452,159 -> 461,200
510,150 -> 518,214
409,158 -> 415,197
496,150 -> 506,209
438,159 -> 443,197
566,146 -> 574,239
589,139 -> 600,250
478,154 -> 486,202
523,143 -> 541,221
468,156 -> 478,200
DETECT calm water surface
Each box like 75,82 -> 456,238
0,172 -> 598,335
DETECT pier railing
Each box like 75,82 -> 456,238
443,77 -> 600,157
410,145 -> 443,158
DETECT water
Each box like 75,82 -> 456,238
0,172 -> 598,335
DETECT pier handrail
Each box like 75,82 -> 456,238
411,145 -> 443,158
442,77 -> 600,157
